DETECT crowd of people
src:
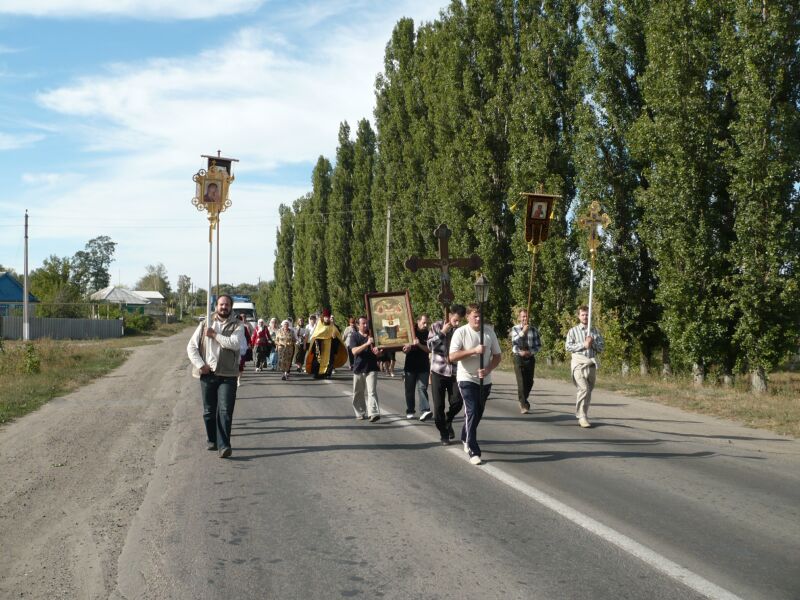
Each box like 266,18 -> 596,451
188,295 -> 604,463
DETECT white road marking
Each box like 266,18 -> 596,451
333,379 -> 742,600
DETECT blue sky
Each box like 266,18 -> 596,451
0,0 -> 443,290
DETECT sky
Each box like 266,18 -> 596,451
0,0 -> 444,291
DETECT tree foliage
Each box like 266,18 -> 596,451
263,0 -> 799,390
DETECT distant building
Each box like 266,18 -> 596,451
0,271 -> 39,316
132,290 -> 166,316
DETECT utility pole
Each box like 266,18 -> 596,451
23,210 -> 29,341
384,206 -> 391,292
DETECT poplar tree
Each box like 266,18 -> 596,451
632,0 -> 733,382
373,18 -> 431,306
509,0 -> 582,360
326,122 -> 356,318
271,204 -> 294,319
722,0 -> 800,391
574,0 -> 661,374
291,194 -> 312,317
350,119 -> 378,304
307,157 -> 332,311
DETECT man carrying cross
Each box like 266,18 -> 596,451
405,223 -> 482,443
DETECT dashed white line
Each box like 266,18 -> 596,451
335,379 -> 741,600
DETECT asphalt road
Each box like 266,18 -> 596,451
113,358 -> 800,600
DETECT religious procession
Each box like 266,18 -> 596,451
187,183 -> 608,466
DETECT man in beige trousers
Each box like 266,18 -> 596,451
565,305 -> 605,428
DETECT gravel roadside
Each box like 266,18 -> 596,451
0,331 -> 192,599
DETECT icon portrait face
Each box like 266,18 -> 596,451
205,183 -> 219,202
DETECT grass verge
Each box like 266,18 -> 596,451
498,344 -> 800,439
0,322 -> 194,425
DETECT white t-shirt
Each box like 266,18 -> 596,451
449,324 -> 501,385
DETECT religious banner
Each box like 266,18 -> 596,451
520,191 -> 559,246
364,291 -> 415,350
192,158 -> 235,218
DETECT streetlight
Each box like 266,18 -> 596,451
473,273 -> 490,389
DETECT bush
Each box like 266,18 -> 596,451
123,313 -> 156,333
24,342 -> 41,374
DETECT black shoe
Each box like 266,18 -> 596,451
369,414 -> 380,423
219,447 -> 232,458
206,442 -> 217,451
448,424 -> 455,440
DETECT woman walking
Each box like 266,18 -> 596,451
275,319 -> 297,380
251,318 -> 272,372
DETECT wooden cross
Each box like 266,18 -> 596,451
405,223 -> 483,311
577,201 -> 611,268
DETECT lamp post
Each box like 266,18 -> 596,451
473,273 -> 490,392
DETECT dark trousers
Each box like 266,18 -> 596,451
513,354 -> 535,409
255,345 -> 269,369
458,380 -> 491,457
403,369 -> 430,414
200,373 -> 237,450
430,371 -> 463,441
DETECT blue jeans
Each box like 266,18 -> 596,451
458,381 -> 491,457
200,373 -> 238,450
403,369 -> 430,413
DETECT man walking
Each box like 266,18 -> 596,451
449,304 -> 501,465
402,314 -> 432,420
348,316 -> 384,422
427,304 -> 465,445
565,305 -> 605,428
511,309 -> 541,414
187,295 -> 244,458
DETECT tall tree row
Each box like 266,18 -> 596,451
266,0 -> 798,390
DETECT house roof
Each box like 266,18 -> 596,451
90,286 -> 150,304
0,272 -> 39,303
132,290 -> 165,301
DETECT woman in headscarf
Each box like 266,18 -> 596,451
275,319 -> 297,381
267,317 -> 279,370
251,318 -> 272,372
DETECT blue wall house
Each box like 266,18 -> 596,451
0,272 -> 39,316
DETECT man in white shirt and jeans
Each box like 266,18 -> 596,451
187,295 -> 244,458
449,303 -> 502,465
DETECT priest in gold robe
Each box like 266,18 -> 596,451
306,309 -> 348,379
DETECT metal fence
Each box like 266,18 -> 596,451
0,316 -> 123,340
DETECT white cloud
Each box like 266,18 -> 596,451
0,132 -> 44,150
21,171 -> 80,187
21,1 -> 444,285
0,0 -> 265,19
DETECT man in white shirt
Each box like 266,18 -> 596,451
449,303 -> 502,465
186,295 -> 244,458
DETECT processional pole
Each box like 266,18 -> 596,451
577,201 -> 611,343
192,152 -> 238,324
514,186 -> 560,317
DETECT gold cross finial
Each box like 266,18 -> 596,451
578,201 -> 611,266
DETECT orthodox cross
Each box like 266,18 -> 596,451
405,223 -> 482,316
576,200 -> 611,338
577,200 -> 611,271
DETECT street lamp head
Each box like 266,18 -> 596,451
474,273 -> 490,304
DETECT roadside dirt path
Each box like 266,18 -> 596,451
0,332 -> 192,599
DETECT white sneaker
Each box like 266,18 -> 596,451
406,413 -> 415,420
578,416 -> 592,428
469,455 -> 482,466
419,410 -> 432,422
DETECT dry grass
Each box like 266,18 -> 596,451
0,322 -> 194,425
499,343 -> 800,439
